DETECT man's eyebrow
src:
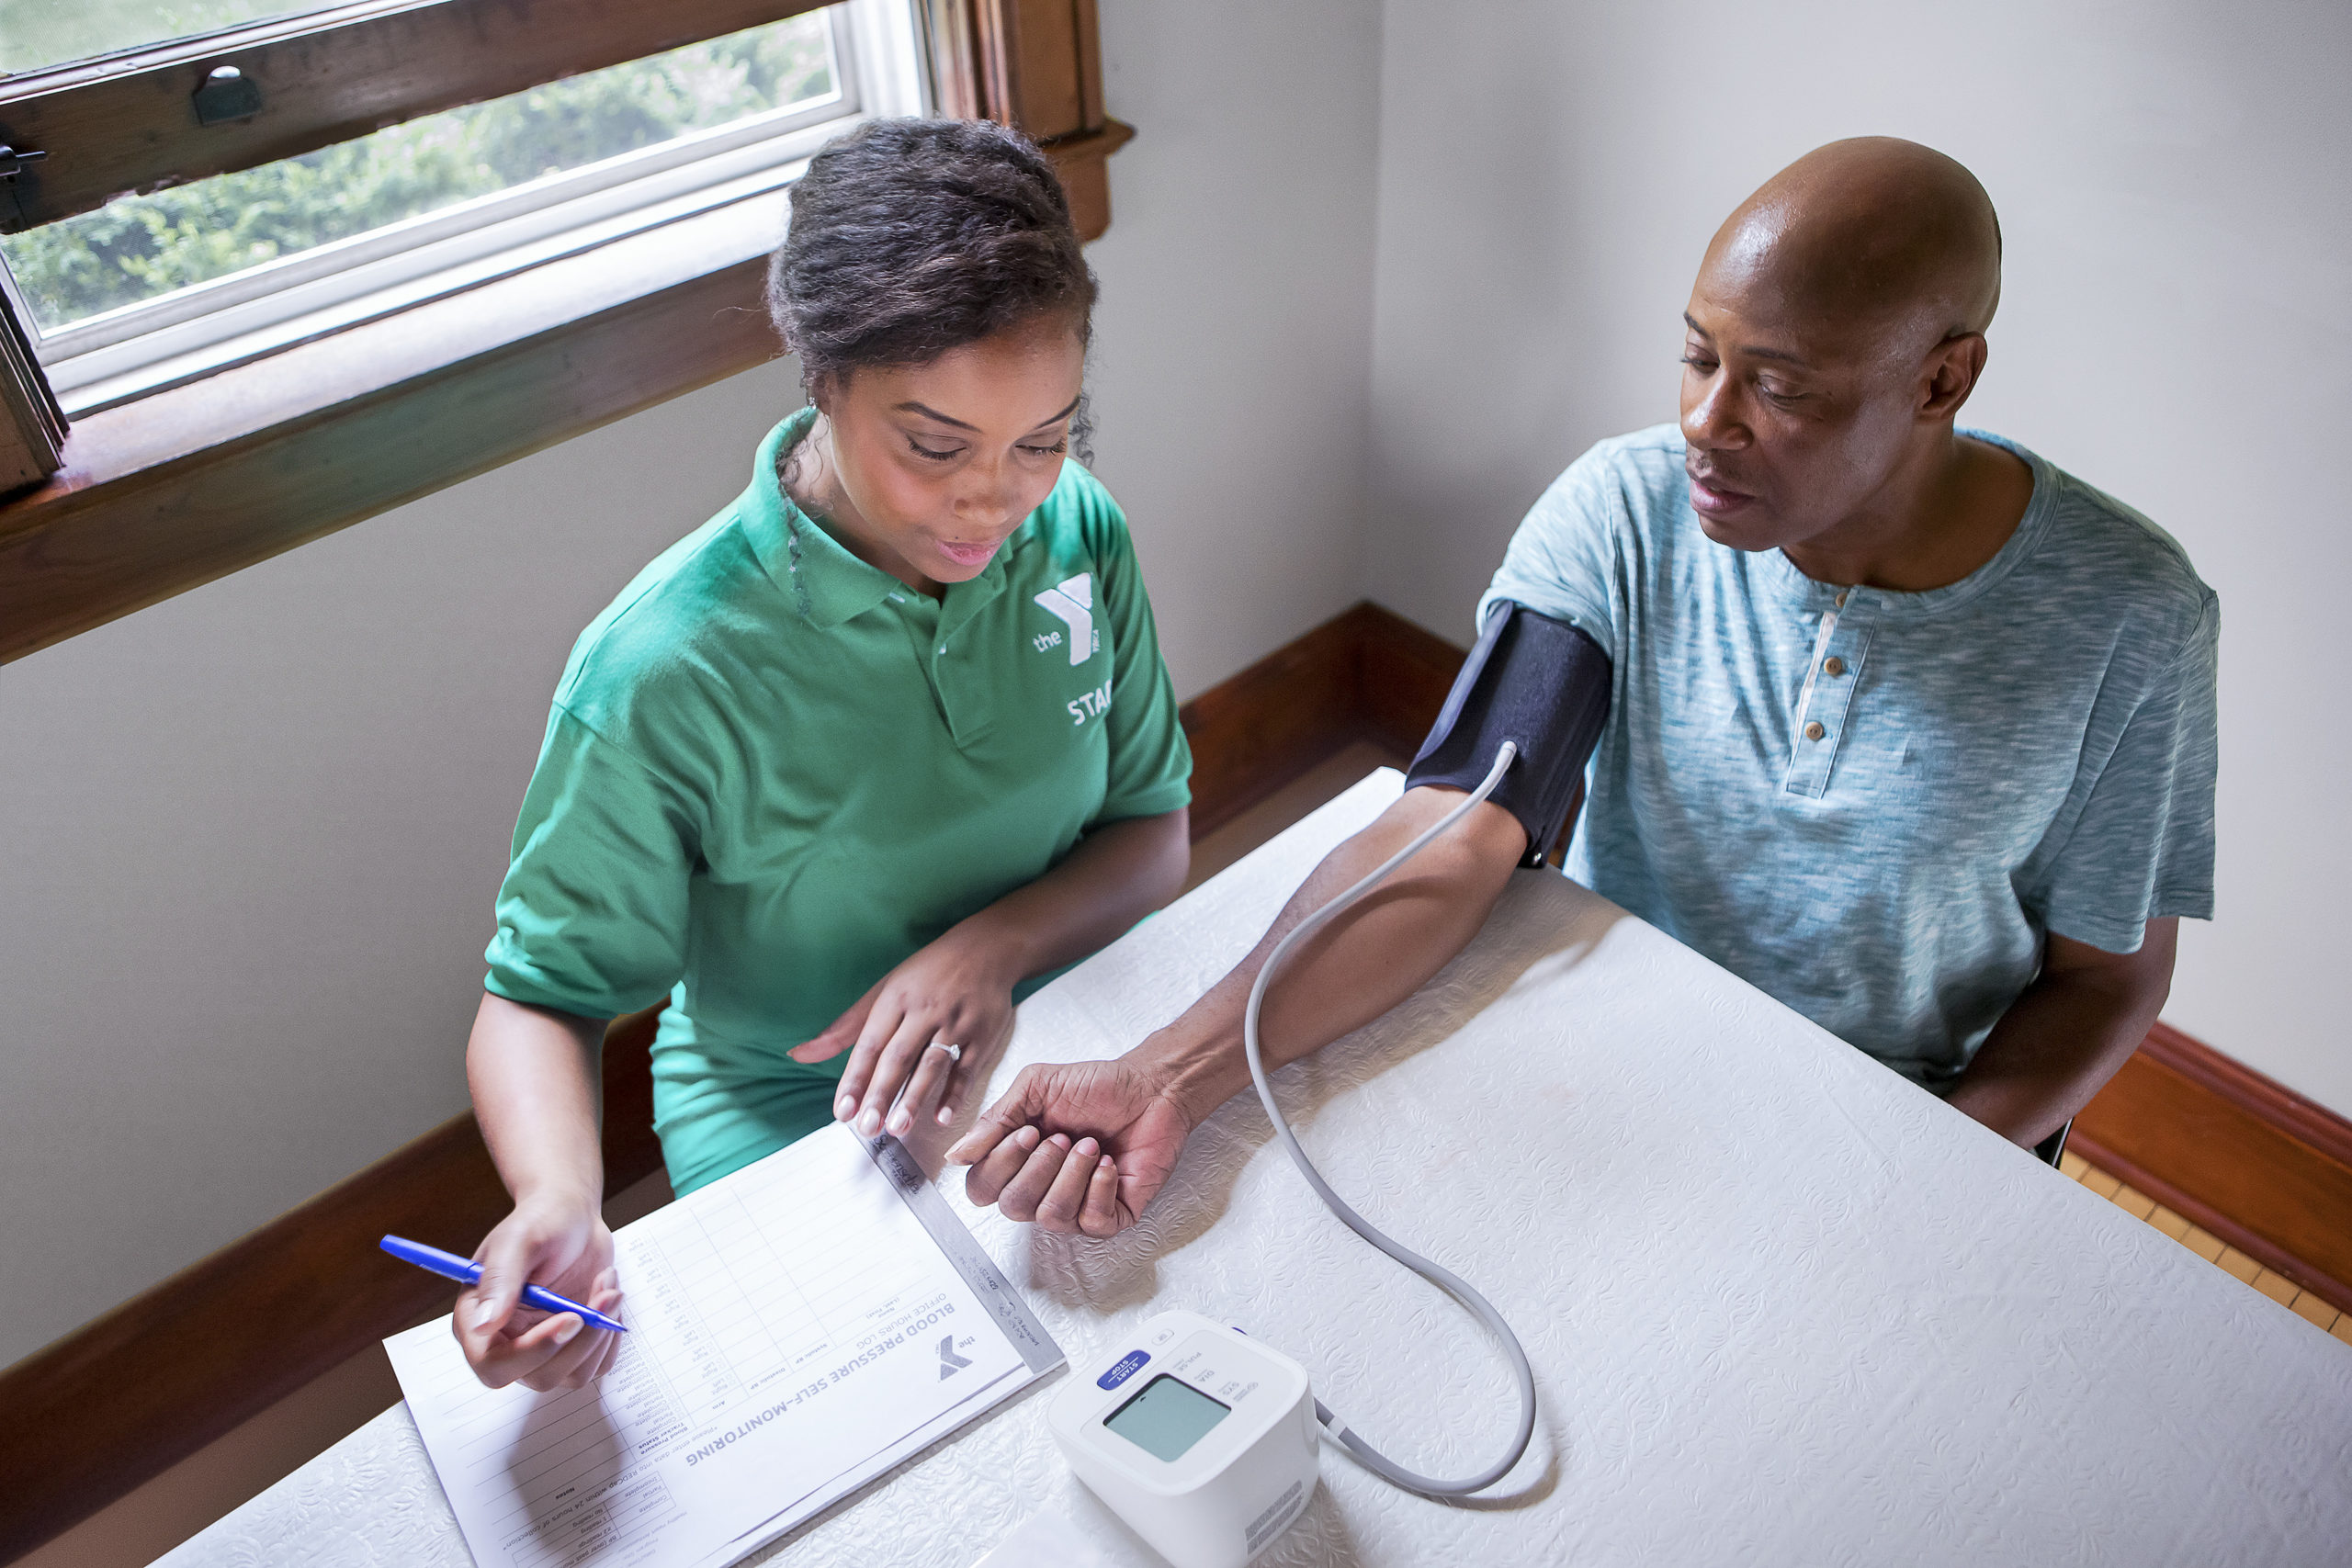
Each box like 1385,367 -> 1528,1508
891,394 -> 1082,433
1683,313 -> 1809,367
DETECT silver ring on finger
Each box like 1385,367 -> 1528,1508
927,1041 -> 963,1064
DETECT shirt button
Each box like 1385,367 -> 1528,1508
1804,720 -> 1826,740
1823,656 -> 1845,676
937,645 -> 947,655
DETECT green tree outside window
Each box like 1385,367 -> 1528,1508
1,15 -> 833,333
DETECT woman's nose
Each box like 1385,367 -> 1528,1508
953,468 -> 1020,528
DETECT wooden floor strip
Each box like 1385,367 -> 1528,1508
2069,1156 -> 2346,1341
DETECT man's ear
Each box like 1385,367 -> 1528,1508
1920,333 -> 1988,421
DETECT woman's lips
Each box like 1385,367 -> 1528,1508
933,536 -> 1001,568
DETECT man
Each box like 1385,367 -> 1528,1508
946,138 -> 2219,1236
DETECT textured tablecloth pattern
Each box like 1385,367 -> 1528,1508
160,773 -> 2352,1568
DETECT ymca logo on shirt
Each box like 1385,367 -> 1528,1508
1033,572 -> 1101,666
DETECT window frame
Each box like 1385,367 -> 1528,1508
30,4 -> 901,411
0,0 -> 1128,667
0,0 -> 841,231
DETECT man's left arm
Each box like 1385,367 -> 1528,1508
1942,919 -> 2177,1149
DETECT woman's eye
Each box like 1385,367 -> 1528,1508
906,436 -> 960,461
1679,353 -> 1717,372
1019,441 -> 1068,457
1758,383 -> 1804,404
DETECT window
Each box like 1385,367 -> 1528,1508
0,0 -> 1128,670
1,1 -> 926,411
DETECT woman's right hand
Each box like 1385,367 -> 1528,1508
453,1189 -> 623,1392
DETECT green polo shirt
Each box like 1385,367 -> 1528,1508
484,406 -> 1191,1193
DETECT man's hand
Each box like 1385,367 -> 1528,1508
949,787 -> 1525,1239
948,1056 -> 1195,1235
455,1189 -> 623,1392
790,928 -> 1020,1140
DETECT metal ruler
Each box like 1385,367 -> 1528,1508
863,1133 -> 1065,1375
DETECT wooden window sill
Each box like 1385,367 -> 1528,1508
0,117 -> 1129,667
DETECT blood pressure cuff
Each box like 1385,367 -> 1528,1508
1403,602 -> 1612,867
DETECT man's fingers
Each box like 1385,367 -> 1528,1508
1078,1155 -> 1125,1236
964,1123 -> 1044,1205
948,1065 -> 1046,1165
997,1134 -> 1076,1224
1115,1162 -> 1173,1233
1034,1138 -> 1102,1232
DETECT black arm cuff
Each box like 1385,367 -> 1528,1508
1402,602 -> 1612,867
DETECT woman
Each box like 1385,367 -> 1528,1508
456,118 -> 1192,1393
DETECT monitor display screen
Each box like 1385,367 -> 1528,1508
1102,1374 -> 1233,1463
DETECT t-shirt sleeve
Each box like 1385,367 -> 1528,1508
483,705 -> 701,1019
1476,445 -> 1625,647
2041,594 -> 2220,953
1091,513 -> 1193,824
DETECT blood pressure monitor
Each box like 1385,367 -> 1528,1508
1048,1311 -> 1318,1568
1041,748 -> 1544,1559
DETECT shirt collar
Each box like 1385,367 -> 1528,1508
1749,429 -> 2059,620
741,406 -> 910,629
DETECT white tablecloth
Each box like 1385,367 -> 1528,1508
161,772 -> 2352,1568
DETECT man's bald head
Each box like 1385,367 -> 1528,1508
1678,139 -> 2014,558
1702,138 -> 2002,363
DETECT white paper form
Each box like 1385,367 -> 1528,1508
385,1124 -> 1059,1568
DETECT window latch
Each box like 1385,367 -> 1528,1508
193,65 -> 264,126
0,145 -> 49,181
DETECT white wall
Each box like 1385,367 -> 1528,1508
14,0 -> 2344,1375
0,366 -> 798,1371
1363,0 -> 2352,1114
1084,0 -> 1383,696
0,0 -> 1387,1371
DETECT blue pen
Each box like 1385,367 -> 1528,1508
379,1235 -> 628,1333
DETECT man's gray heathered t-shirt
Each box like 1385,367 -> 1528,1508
1482,425 -> 2218,1088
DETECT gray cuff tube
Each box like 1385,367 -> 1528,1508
1403,602 -> 1612,866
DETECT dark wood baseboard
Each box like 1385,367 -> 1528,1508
1175,599 -> 1462,838
5,598 -> 2346,1562
2073,1021 -> 2352,1314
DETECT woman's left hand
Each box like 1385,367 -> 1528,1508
788,928 -> 1021,1139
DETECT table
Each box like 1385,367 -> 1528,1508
161,771 -> 2352,1567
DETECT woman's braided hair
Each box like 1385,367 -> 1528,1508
766,118 -> 1096,451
